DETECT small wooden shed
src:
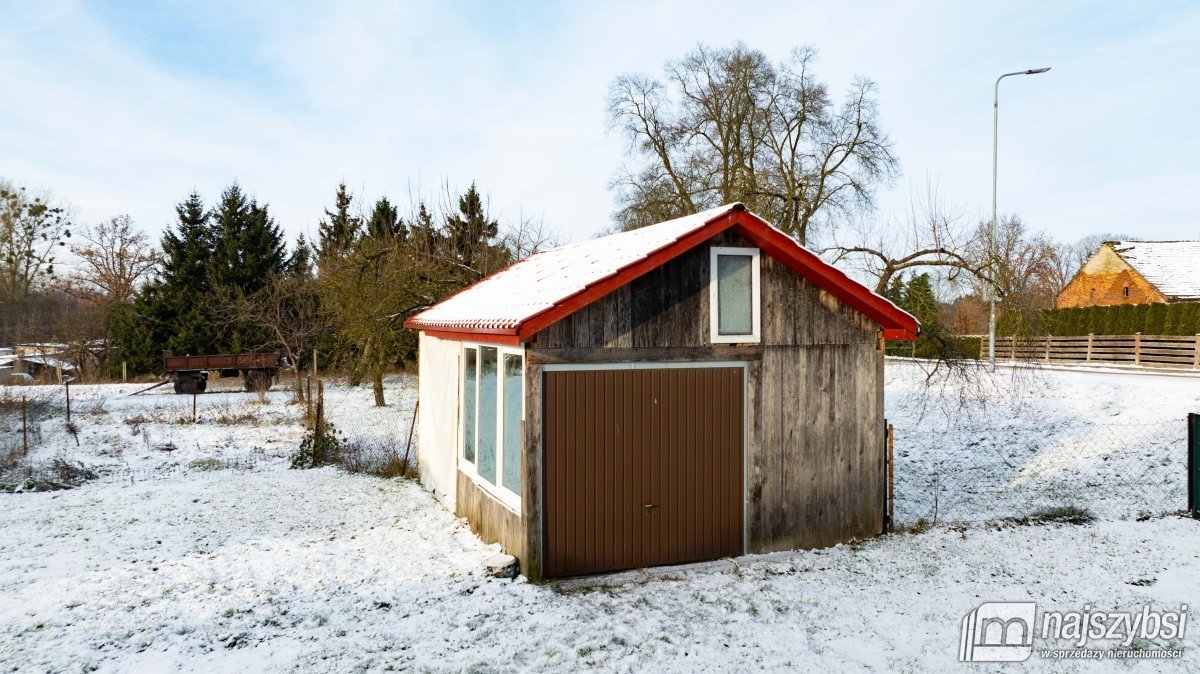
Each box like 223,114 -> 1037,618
404,204 -> 917,579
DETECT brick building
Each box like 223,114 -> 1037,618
1057,241 -> 1200,308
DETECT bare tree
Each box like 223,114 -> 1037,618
63,215 -> 160,307
823,185 -> 984,294
607,43 -> 898,243
0,181 -> 72,303
969,215 -> 1061,312
218,272 -> 325,401
503,211 -> 560,261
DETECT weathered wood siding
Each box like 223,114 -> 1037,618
523,231 -> 886,574
456,470 -> 527,565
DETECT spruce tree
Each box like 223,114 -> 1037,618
156,192 -> 216,355
288,234 -> 314,278
366,196 -> 405,240
208,183 -> 286,297
110,192 -> 215,368
317,183 -> 361,260
445,184 -> 509,281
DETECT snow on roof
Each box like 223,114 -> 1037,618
1111,241 -> 1200,301
406,203 -> 918,338
15,355 -> 76,370
407,204 -> 743,332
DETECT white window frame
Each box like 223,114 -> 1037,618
459,343 -> 524,513
709,246 -> 761,344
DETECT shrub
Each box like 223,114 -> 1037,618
1016,505 -> 1095,526
0,458 -> 98,493
290,422 -> 343,469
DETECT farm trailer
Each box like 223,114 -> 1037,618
163,352 -> 284,394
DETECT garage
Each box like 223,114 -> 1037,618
406,203 -> 919,580
542,365 -> 745,577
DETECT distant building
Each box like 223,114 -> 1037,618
1057,241 -> 1200,308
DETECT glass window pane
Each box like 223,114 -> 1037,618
462,348 -> 476,463
477,346 -> 498,484
717,254 -> 753,335
502,354 -> 523,495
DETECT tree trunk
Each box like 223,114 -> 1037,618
372,371 -> 385,407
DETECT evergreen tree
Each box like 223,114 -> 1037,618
444,184 -> 509,281
154,192 -> 215,355
366,196 -> 405,240
317,183 -> 361,261
288,234 -> 314,278
1145,303 -> 1167,335
110,192 -> 214,370
208,183 -> 286,297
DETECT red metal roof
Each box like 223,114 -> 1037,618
404,204 -> 918,342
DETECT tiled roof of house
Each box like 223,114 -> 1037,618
1112,241 -> 1200,301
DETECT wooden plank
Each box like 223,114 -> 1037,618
523,361 -> 543,578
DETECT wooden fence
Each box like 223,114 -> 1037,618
980,333 -> 1200,369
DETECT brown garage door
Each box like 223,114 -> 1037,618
543,366 -> 744,578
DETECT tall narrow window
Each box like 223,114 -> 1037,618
460,343 -> 523,512
710,247 -> 761,343
501,354 -> 523,495
477,346 -> 499,484
462,348 -> 477,463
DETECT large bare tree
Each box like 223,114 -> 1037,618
64,215 -> 160,307
607,43 -> 898,243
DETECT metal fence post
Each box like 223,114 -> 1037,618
22,395 -> 28,456
1190,414 -> 1200,519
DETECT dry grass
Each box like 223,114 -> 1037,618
334,436 -> 416,479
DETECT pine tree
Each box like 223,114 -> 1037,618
317,183 -> 361,261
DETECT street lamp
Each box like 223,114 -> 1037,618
988,67 -> 1051,363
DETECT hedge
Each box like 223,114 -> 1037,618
997,302 -> 1200,337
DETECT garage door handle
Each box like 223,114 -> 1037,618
643,503 -> 657,510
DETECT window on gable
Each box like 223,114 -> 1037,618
460,344 -> 523,512
710,247 -> 761,343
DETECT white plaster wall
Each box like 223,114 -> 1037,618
417,332 -> 461,510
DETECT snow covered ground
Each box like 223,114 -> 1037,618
2,366 -> 1199,671
886,360 -> 1200,524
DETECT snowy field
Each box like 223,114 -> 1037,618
2,366 -> 1200,671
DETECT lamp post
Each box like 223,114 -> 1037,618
988,67 -> 1051,363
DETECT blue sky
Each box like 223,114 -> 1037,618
2,1 -> 1197,249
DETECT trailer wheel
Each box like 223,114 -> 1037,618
174,376 -> 199,395
244,370 -> 272,392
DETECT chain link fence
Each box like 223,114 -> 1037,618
893,419 -> 1186,526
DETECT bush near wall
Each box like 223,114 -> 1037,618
997,302 -> 1200,337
